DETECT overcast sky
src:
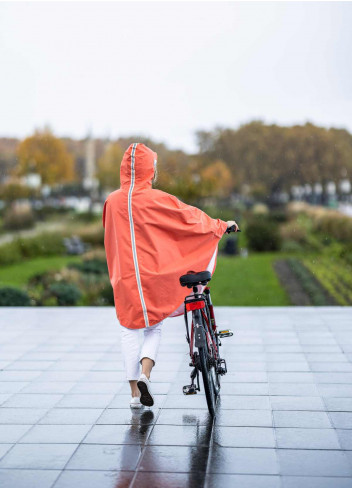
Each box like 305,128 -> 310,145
1,1 -> 351,152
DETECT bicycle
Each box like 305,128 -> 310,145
179,224 -> 240,417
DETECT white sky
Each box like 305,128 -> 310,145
0,1 -> 351,152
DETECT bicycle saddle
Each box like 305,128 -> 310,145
179,270 -> 211,288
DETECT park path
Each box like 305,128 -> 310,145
0,307 -> 351,487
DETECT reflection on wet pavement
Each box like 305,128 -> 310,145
1,307 -> 352,487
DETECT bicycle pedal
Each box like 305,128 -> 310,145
183,385 -> 197,395
218,358 -> 227,375
218,329 -> 233,338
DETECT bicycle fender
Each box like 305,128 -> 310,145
193,311 -> 206,348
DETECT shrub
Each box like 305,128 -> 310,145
16,233 -> 65,259
0,287 -> 31,306
77,224 -> 104,246
252,203 -> 269,215
0,241 -> 22,266
246,218 -> 282,252
281,240 -> 304,253
48,282 -> 82,306
268,210 -> 288,223
99,282 -> 114,305
3,207 -> 35,231
69,258 -> 108,275
280,221 -> 308,244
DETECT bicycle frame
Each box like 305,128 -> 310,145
183,285 -> 219,367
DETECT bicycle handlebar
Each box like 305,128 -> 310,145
225,225 -> 241,234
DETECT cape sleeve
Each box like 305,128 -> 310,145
156,192 -> 228,239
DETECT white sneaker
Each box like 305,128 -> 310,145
137,374 -> 154,407
130,396 -> 142,409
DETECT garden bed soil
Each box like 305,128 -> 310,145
274,259 -> 312,305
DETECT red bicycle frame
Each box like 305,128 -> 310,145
185,286 -> 219,365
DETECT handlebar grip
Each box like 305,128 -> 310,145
225,225 -> 241,234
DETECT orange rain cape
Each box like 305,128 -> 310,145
103,143 -> 228,329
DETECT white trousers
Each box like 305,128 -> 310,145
120,321 -> 163,381
119,245 -> 218,381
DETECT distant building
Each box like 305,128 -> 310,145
83,134 -> 98,190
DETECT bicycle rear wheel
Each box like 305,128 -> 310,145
198,345 -> 217,417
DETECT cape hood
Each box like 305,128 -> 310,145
103,143 -> 228,329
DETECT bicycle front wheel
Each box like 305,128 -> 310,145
198,345 -> 217,417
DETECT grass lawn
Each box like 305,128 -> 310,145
0,255 -> 82,288
0,251 -> 290,306
210,253 -> 290,306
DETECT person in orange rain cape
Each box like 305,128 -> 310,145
103,143 -> 238,408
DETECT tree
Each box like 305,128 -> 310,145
201,159 -> 233,197
16,129 -> 75,185
96,142 -> 124,190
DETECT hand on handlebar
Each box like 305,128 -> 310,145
225,220 -> 240,234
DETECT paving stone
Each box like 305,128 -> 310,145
97,408 -> 157,425
277,449 -> 352,476
6,361 -> 54,371
269,383 -> 320,396
275,428 -> 340,449
70,382 -> 122,394
314,373 -> 352,384
0,444 -> 13,460
329,412 -> 352,429
0,382 -> 29,394
273,411 -> 332,428
38,408 -> 104,425
0,469 -> 61,488
0,394 -> 12,406
21,382 -> 75,394
138,445 -> 210,473
207,447 -> 279,475
2,394 -> 63,409
221,372 -> 268,383
133,471 -> 205,488
0,371 -> 42,382
148,424 -> 214,447
213,426 -> 275,448
282,476 -> 352,488
83,423 -> 152,445
205,474 -> 281,488
53,470 -> 134,488
309,363 -> 352,372
336,429 -> 352,450
19,424 -> 92,444
66,444 -> 141,471
325,398 -> 352,412
0,444 -> 78,469
270,396 -> 325,411
55,394 -> 115,408
219,383 -> 269,395
0,425 -> 32,443
318,384 -> 352,398
0,408 -> 48,425
219,395 -> 271,410
268,372 -> 315,383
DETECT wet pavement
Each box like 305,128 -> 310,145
0,306 -> 351,488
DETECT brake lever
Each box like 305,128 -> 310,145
225,225 -> 241,234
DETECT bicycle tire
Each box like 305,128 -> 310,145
198,345 -> 217,417
204,307 -> 221,397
